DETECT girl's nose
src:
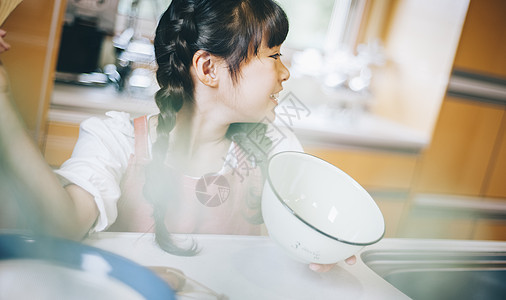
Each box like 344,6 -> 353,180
279,61 -> 290,82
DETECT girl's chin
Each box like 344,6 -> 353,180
238,103 -> 277,123
261,110 -> 276,123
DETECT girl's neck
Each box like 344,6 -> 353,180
167,100 -> 232,176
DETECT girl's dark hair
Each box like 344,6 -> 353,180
143,0 -> 289,255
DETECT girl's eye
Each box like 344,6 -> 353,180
269,53 -> 282,60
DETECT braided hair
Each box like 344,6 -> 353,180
143,0 -> 289,255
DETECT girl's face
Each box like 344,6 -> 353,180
217,43 -> 290,123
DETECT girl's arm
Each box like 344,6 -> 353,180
0,65 -> 97,239
62,185 -> 99,238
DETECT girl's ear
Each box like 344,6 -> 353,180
192,50 -> 219,87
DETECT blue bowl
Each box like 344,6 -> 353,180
0,233 -> 175,300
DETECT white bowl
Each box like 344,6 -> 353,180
262,151 -> 385,264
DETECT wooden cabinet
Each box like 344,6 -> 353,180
483,117 -> 506,198
413,0 -> 506,198
404,98 -> 505,239
414,0 -> 506,197
414,98 -> 504,196
401,215 -> 475,240
1,0 -> 67,145
304,147 -> 419,191
473,220 -> 506,241
400,0 -> 506,240
43,121 -> 80,167
452,0 -> 506,77
371,192 -> 408,238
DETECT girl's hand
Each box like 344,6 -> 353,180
309,255 -> 357,273
0,29 -> 11,53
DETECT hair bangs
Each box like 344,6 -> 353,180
246,0 -> 289,54
225,0 -> 289,81
262,2 -> 289,49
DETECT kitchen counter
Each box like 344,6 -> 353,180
281,107 -> 428,153
84,232 -> 409,300
50,82 -> 429,153
49,82 -> 159,122
84,232 -> 506,299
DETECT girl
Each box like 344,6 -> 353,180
6,0 -> 354,271
56,0 -> 297,248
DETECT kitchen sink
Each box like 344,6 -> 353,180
361,249 -> 506,300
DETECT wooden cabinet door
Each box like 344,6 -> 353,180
483,113 -> 506,198
43,121 -> 80,167
304,147 -> 418,191
1,0 -> 66,144
452,0 -> 506,78
415,97 -> 504,195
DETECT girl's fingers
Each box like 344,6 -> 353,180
308,255 -> 357,272
0,30 -> 10,52
0,42 -> 10,52
309,263 -> 335,273
345,255 -> 357,265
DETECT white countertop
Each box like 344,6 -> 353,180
84,232 -> 409,300
84,232 -> 506,299
282,107 -> 428,153
50,83 -> 159,122
50,82 -> 429,153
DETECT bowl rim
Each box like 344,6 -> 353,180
265,151 -> 385,246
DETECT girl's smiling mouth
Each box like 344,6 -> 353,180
270,93 -> 280,105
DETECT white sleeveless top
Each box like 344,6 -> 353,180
55,111 -> 303,234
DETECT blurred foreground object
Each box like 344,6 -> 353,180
0,234 -> 176,299
0,64 -> 80,237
